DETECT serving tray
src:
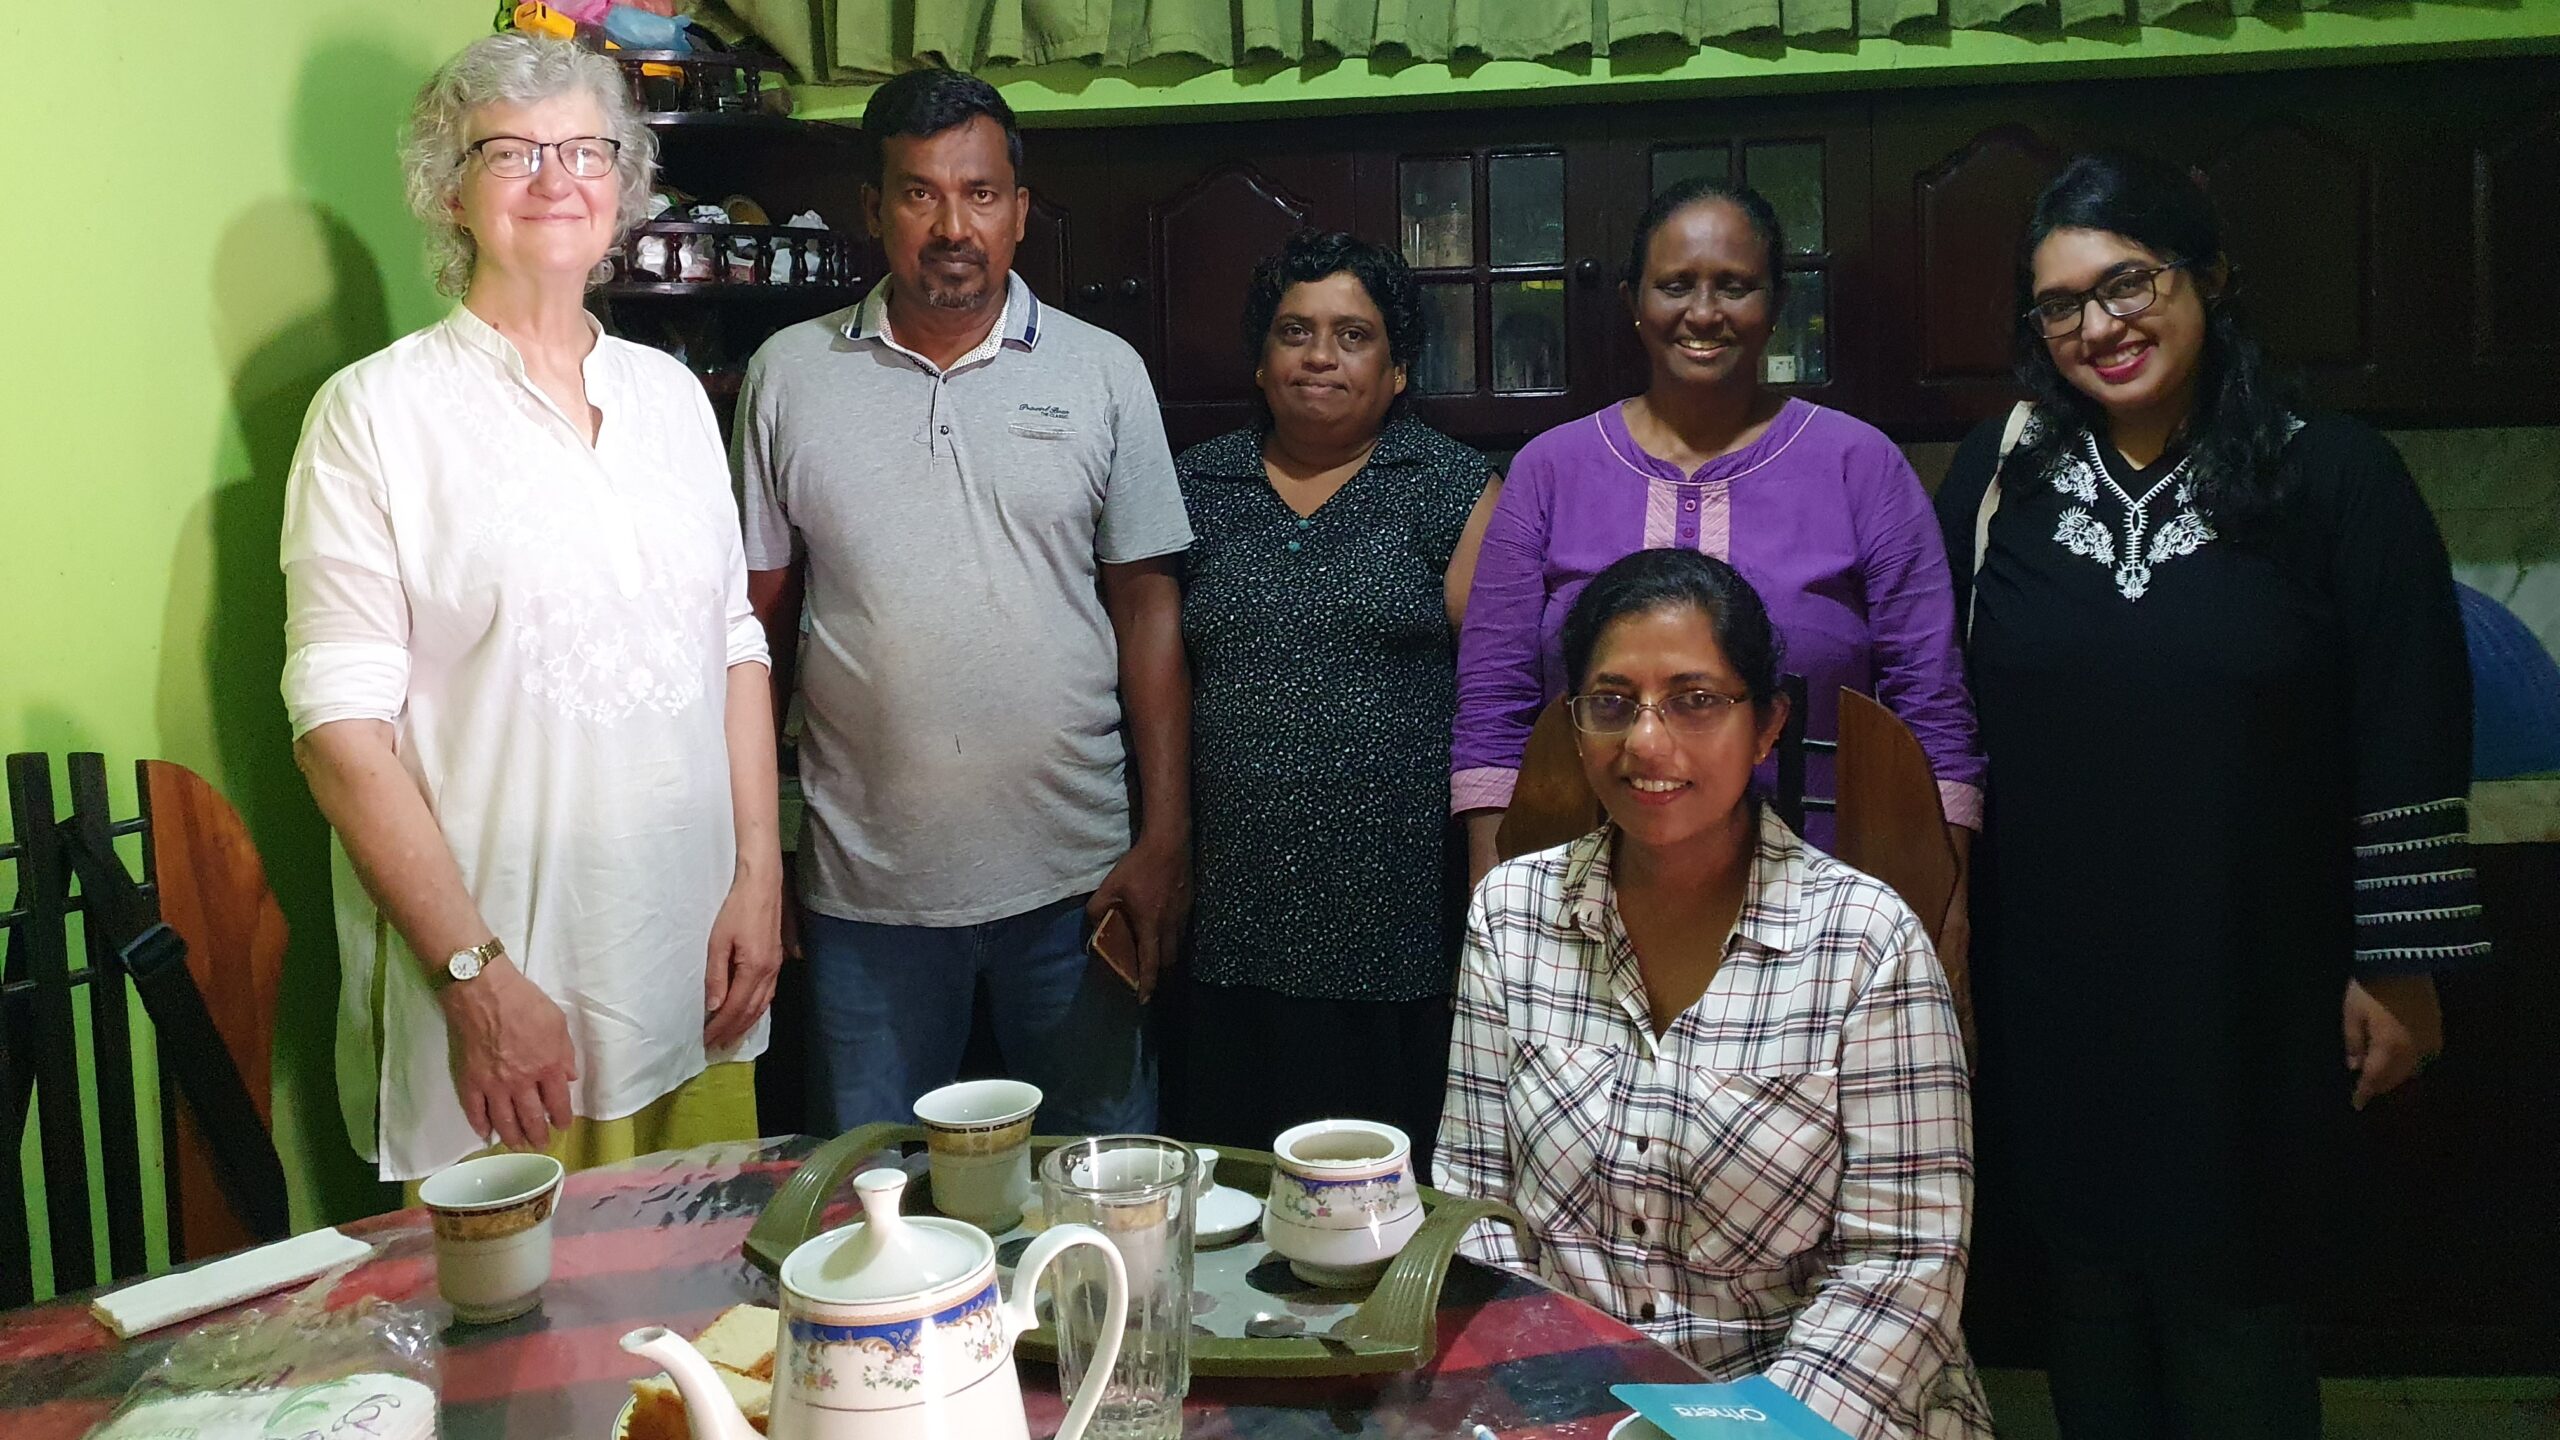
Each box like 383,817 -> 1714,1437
743,1123 -> 1525,1378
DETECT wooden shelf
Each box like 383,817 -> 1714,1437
601,282 -> 866,300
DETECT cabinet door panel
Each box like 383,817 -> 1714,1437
2206,119 -> 2374,376
2472,99 -> 2560,374
1913,126 -> 2063,388
1149,165 -> 1315,406
1014,190 -> 1073,321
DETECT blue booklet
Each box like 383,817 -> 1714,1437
1611,1378 -> 1852,1439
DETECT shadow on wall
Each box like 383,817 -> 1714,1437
161,34 -> 447,1228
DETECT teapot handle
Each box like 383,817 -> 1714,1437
1000,1222 -> 1128,1440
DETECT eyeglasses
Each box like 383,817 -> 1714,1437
2023,261 -> 2190,339
465,135 -> 622,181
1568,690 -> 1753,736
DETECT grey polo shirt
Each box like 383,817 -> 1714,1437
737,273 -> 1191,926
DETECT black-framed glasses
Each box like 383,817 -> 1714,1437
465,134 -> 622,181
1568,690 -> 1753,736
2024,260 -> 2190,339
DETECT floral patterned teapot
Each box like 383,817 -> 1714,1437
623,1168 -> 1127,1440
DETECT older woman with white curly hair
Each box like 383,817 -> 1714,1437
279,32 -> 782,1183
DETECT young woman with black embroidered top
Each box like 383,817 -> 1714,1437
1934,152 -> 2485,1438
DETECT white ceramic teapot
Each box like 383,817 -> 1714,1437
622,1168 -> 1127,1440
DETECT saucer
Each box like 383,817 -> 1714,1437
1607,1416 -> 1672,1439
1195,1184 -> 1261,1248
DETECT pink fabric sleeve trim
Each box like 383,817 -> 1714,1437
1452,767 -> 1519,816
1939,780 -> 1984,832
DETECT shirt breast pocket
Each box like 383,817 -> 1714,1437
1006,416 -> 1080,442
1677,1067 -> 1842,1275
1503,1041 -> 1621,1244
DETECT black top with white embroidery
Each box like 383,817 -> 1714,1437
1937,408 -> 2484,1275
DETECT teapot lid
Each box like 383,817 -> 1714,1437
787,1170 -> 989,1303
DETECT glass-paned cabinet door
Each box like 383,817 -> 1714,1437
1488,154 -> 1565,266
1399,148 -> 1573,398
1415,285 -> 1477,394
1743,140 -> 1829,387
1401,158 -> 1474,270
1651,144 -> 1731,197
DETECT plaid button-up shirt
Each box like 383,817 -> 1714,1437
1435,809 -> 1994,1440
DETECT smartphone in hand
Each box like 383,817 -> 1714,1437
1087,905 -> 1148,1001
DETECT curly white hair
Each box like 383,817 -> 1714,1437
401,33 -> 659,297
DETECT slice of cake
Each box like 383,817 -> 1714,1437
691,1304 -> 781,1382
625,1365 -> 770,1440
625,1305 -> 781,1440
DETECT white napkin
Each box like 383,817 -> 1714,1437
90,1229 -> 372,1339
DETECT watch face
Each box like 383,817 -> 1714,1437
449,951 -> 485,983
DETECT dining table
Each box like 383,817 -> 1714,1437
0,1136 -> 1701,1439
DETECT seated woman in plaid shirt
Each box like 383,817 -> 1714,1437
1435,548 -> 1992,1440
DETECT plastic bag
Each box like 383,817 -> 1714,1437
84,1272 -> 440,1440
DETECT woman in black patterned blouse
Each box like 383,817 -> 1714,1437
1171,230 -> 1501,1162
1936,152 -> 2484,1438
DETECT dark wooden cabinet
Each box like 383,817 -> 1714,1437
1017,56 -> 2558,453
598,113 -> 877,426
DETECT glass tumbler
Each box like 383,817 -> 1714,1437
1038,1135 -> 1196,1440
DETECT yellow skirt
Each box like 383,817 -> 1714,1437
405,1061 -> 759,1206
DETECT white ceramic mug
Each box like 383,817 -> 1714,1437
418,1152 -> 565,1323
913,1079 -> 1041,1229
1260,1119 -> 1424,1288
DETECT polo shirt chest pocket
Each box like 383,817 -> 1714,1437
996,410 -> 1111,505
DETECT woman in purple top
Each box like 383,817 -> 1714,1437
1454,179 -> 1984,910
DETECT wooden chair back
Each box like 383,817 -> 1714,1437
1490,689 -> 1973,1043
1831,691 -> 1971,1045
0,755 -> 287,1304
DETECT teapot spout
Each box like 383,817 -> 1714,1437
621,1327 -> 759,1440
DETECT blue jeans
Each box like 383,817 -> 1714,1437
800,894 -> 1156,1136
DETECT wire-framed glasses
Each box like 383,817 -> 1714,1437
2024,260 -> 2191,339
466,135 -> 622,180
1567,690 -> 1753,736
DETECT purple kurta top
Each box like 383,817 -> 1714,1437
1452,399 -> 1986,835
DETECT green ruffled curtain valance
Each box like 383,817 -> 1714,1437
701,0 -> 2391,80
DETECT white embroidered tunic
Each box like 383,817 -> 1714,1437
279,307 -> 769,1181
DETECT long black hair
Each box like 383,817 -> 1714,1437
2009,151 -> 2298,529
1561,549 -> 1786,717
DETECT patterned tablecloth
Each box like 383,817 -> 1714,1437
0,1138 -> 1699,1439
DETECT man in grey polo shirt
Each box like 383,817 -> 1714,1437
737,69 -> 1192,1134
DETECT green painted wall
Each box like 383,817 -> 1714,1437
790,0 -> 2560,123
3,0 -> 2552,1298
1,1 -> 491,1288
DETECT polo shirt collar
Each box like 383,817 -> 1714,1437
842,271 -> 1044,359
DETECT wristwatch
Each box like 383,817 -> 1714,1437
434,937 -> 506,992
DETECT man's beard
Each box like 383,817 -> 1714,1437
917,244 -> 993,310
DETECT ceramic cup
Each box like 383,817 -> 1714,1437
418,1152 -> 565,1323
1260,1119 -> 1424,1288
913,1079 -> 1042,1230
